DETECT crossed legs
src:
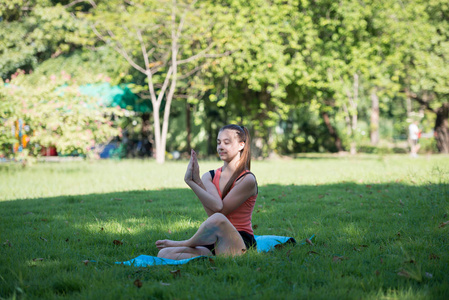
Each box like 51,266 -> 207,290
156,213 -> 246,260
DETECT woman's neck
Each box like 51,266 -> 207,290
222,156 -> 240,174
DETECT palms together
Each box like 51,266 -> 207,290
184,150 -> 201,184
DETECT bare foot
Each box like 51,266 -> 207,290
155,239 -> 186,250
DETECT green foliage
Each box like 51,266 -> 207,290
0,0 -> 91,79
0,70 -> 124,158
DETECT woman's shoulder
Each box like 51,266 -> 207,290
235,170 -> 257,185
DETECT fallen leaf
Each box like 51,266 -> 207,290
33,258 -> 44,261
333,256 -> 348,263
170,269 -> 181,278
318,194 -> 325,199
399,199 -> 404,206
307,251 -> 319,255
365,185 -> 372,188
380,257 -> 384,264
113,240 -> 123,246
146,199 -> 153,202
83,260 -> 89,265
209,258 -> 215,265
375,270 -> 380,276
134,279 -> 143,288
275,244 -> 285,250
305,238 -> 313,246
41,219 -> 48,222
255,267 -> 261,272
313,221 -> 319,225
253,224 -> 259,230
3,240 -> 11,247
429,253 -> 440,260
438,220 -> 449,228
397,270 -> 410,278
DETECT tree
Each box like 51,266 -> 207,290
401,0 -> 449,153
0,70 -> 123,159
0,0 -> 89,79
189,0 -> 315,156
76,0 -> 229,163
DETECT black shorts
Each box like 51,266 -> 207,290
202,231 -> 257,255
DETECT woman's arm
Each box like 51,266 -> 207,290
185,150 -> 257,215
184,150 -> 219,215
186,173 -> 257,215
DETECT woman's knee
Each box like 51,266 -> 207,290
157,247 -> 175,258
208,212 -> 227,224
204,213 -> 232,233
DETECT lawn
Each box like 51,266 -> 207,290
1,155 -> 448,299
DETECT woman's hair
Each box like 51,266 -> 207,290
219,124 -> 251,199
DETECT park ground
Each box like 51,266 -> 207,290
0,154 -> 448,299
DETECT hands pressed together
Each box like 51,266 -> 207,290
184,149 -> 201,185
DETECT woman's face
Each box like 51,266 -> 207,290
217,129 -> 244,162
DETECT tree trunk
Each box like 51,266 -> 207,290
370,88 -> 380,145
152,102 -> 162,162
435,102 -> 449,153
321,111 -> 343,152
186,101 -> 191,151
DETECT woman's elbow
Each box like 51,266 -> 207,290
211,203 -> 224,214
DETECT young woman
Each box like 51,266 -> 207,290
156,125 -> 258,260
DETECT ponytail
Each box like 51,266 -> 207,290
220,125 -> 252,199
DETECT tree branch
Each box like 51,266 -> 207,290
91,24 -> 146,74
65,0 -> 97,8
178,46 -> 232,65
176,0 -> 198,39
178,63 -> 205,80
405,89 -> 437,113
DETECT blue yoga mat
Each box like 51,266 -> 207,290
116,234 -> 313,267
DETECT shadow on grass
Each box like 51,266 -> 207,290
0,182 -> 448,298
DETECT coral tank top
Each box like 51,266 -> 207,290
212,167 -> 257,235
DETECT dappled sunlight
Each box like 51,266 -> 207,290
340,222 -> 368,242
26,258 -> 61,269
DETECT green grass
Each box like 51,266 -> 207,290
1,155 -> 448,299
